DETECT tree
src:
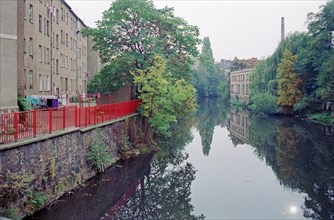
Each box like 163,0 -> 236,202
132,55 -> 196,136
277,49 -> 303,114
316,53 -> 334,100
192,37 -> 221,97
83,0 -> 200,93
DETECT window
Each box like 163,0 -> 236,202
47,76 -> 50,91
46,48 -> 49,64
61,30 -> 64,44
28,38 -> 33,56
44,47 -> 46,63
46,20 -> 49,36
66,12 -> 68,24
66,55 -> 68,69
44,18 -> 46,34
61,8 -> 64,21
28,4 -> 33,22
24,38 -> 26,54
70,37 -> 73,49
56,9 -> 59,24
29,70 -> 33,89
60,54 -> 64,68
66,33 -> 68,47
38,15 -> 43,32
39,74 -> 43,91
56,34 -> 59,49
56,59 -> 59,74
38,45 -> 42,62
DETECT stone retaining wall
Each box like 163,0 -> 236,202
0,114 -> 150,218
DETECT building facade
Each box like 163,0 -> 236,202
18,0 -> 88,99
230,68 -> 253,103
0,0 -> 18,113
229,106 -> 250,146
0,0 -> 97,112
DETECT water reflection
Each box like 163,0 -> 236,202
247,114 -> 334,219
195,99 -> 229,155
229,106 -> 250,146
28,99 -> 334,219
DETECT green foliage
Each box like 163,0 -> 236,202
1,206 -> 20,220
316,52 -> 334,100
17,96 -> 32,111
25,191 -> 47,215
192,37 -> 222,98
308,112 -> 334,125
87,129 -> 116,173
83,0 -> 200,93
277,49 -> 303,113
249,92 -> 280,113
132,55 -> 196,136
220,80 -> 230,101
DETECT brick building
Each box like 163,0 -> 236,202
0,0 -> 99,112
230,68 -> 253,103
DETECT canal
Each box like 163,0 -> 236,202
29,99 -> 334,219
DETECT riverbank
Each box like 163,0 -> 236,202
0,116 -> 156,219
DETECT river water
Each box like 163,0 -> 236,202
29,99 -> 334,220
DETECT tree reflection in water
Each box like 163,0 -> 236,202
196,98 -> 229,156
248,115 -> 334,219
113,115 -> 205,219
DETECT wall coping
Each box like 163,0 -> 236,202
0,113 -> 139,152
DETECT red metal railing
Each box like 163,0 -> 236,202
0,100 -> 141,144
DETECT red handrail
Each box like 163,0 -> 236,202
0,100 -> 141,144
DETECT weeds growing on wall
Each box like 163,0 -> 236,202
87,129 -> 116,173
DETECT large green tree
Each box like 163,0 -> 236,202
132,55 -> 196,136
192,37 -> 221,97
83,0 -> 200,93
277,49 -> 303,114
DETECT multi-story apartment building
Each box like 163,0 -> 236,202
18,0 -> 88,99
230,68 -> 253,103
0,0 -> 18,113
1,0 -> 97,112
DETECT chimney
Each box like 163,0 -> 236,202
281,17 -> 285,41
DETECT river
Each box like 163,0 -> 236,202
29,99 -> 334,220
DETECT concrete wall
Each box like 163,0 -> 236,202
0,114 -> 151,218
0,0 -> 18,113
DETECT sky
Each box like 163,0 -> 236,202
66,0 -> 328,61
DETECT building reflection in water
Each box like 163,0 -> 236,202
229,105 -> 250,146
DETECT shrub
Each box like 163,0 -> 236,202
17,96 -> 32,112
87,129 -> 116,173
249,92 -> 280,113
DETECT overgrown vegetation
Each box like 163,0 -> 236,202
308,112 -> 334,125
87,129 -> 116,173
83,0 -> 200,135
249,0 -> 334,118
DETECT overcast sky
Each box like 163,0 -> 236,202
67,0 -> 328,61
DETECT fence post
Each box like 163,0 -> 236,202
75,106 -> 78,127
62,106 -> 66,130
94,106 -> 97,124
33,110 -> 37,137
14,112 -> 19,141
102,105 -> 105,123
85,107 -> 88,127
49,108 -> 53,134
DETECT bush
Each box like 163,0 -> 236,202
17,96 -> 32,111
249,92 -> 280,113
87,129 -> 116,173
308,112 -> 334,125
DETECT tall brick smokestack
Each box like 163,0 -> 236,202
281,17 -> 285,41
